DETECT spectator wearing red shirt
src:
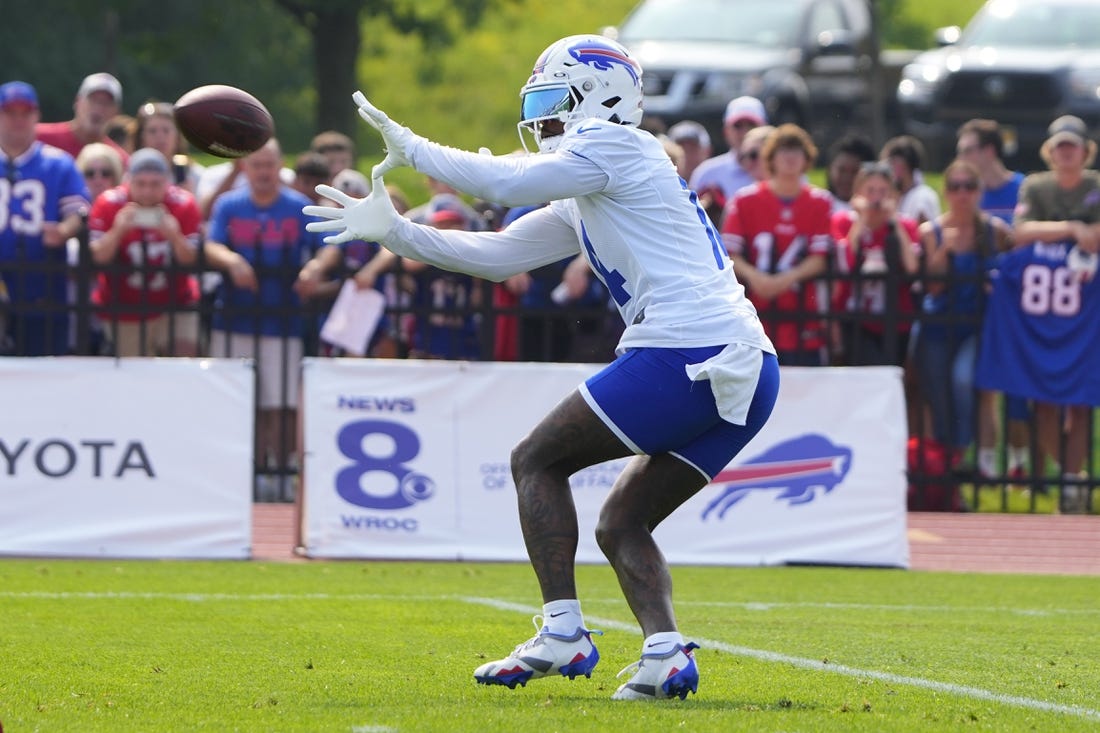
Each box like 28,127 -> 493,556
36,73 -> 130,166
721,123 -> 833,365
87,147 -> 202,356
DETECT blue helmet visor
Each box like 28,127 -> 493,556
520,86 -> 573,123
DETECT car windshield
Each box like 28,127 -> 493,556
962,0 -> 1100,49
617,0 -> 803,46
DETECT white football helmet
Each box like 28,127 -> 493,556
517,34 -> 644,153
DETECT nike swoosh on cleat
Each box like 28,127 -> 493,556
548,611 -> 569,618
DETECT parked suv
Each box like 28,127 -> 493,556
897,0 -> 1100,170
607,0 -> 912,155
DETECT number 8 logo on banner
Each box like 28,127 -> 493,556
334,420 -> 436,510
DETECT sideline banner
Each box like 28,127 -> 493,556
302,360 -> 908,568
0,357 -> 254,559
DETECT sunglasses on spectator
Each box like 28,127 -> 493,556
83,167 -> 114,179
738,149 -> 760,163
945,179 -> 979,192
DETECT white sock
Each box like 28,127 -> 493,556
977,448 -> 997,477
1008,447 -> 1028,472
541,599 -> 583,635
642,631 -> 684,656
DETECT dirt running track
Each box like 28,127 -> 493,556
252,504 -> 1100,575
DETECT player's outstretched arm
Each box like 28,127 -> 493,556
353,91 -> 420,179
305,177 -> 399,246
306,185 -> 582,282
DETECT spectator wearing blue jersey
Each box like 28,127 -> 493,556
0,81 -> 89,356
915,160 -> 1012,474
955,118 -> 1031,481
407,203 -> 484,360
956,119 -> 1026,224
204,138 -> 320,499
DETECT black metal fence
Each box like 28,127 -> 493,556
2,225 -> 1095,513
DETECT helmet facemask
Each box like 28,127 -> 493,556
518,83 -> 578,154
517,35 -> 644,154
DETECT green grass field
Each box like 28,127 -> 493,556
2,559 -> 1098,732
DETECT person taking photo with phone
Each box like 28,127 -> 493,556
87,147 -> 202,356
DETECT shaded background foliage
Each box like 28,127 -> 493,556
2,0 -> 983,176
2,0 -> 314,146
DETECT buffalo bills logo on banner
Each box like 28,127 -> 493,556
569,41 -> 641,84
702,434 -> 852,520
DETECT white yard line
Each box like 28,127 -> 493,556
677,599 -> 1100,617
462,595 -> 1100,723
4,591 -> 1095,616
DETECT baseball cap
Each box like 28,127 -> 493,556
332,169 -> 370,197
430,208 -> 467,227
77,72 -> 122,104
0,81 -> 39,110
129,147 -> 171,177
723,96 -> 766,127
1047,115 -> 1087,146
668,120 -> 711,149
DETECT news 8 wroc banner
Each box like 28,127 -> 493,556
301,360 -> 909,568
0,358 -> 254,559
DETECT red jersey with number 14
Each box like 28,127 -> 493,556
721,182 -> 833,351
88,184 -> 202,321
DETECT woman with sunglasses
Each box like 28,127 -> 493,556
727,125 -> 774,204
914,160 -> 1012,476
75,143 -> 123,199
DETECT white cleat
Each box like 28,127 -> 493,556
612,642 -> 700,700
474,616 -> 602,689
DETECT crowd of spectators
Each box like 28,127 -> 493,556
2,74 -> 1097,512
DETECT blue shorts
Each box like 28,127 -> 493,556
580,346 -> 780,479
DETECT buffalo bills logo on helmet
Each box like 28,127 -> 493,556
702,434 -> 852,520
568,41 -> 641,85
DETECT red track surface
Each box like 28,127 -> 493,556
253,504 -> 1100,575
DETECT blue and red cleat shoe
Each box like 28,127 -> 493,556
611,642 -> 700,700
474,616 -> 602,689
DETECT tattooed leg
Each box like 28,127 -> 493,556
510,390 -> 632,603
595,454 -> 708,636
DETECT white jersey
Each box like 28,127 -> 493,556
381,119 -> 774,354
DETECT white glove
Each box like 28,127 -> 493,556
353,90 -> 416,178
304,177 -> 399,246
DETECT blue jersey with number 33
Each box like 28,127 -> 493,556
0,141 -> 88,304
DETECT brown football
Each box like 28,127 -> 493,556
173,84 -> 274,158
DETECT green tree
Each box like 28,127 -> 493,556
274,0 -> 508,139
1,0 -> 315,149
